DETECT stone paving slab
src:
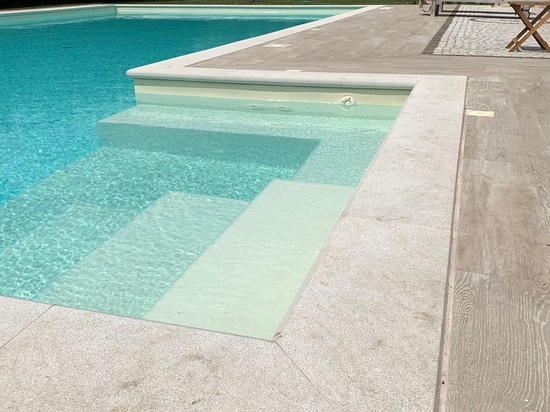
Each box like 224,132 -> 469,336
431,5 -> 550,58
0,306 -> 332,412
278,216 -> 449,411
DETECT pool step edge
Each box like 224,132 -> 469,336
145,179 -> 355,340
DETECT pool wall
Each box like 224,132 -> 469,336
130,77 -> 409,117
0,5 -> 116,26
0,4 -> 359,27
115,4 -> 361,18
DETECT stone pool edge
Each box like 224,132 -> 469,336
0,72 -> 466,411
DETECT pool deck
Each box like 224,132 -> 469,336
1,5 -> 549,411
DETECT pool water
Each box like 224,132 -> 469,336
0,13 -> 400,339
0,16 -> 314,203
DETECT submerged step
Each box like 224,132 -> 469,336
99,104 -> 391,186
293,135 -> 382,186
145,179 -> 355,340
98,122 -> 319,170
0,203 -> 135,299
37,191 -> 247,317
0,145 -> 296,225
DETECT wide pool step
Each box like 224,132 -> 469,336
37,192 -> 247,317
99,104 -> 390,186
98,122 -> 319,170
145,179 -> 355,340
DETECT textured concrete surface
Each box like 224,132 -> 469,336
0,297 -> 50,347
0,306 -> 332,412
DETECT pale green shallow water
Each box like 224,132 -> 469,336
1,101 -> 398,339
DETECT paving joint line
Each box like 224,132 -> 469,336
434,77 -> 468,412
0,304 -> 54,351
274,340 -> 339,410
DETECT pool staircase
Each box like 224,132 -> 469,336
37,192 -> 246,317
145,179 -> 354,340
0,103 -> 381,338
0,203 -> 135,299
97,104 -> 390,187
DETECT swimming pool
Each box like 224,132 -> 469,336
0,12 -> 315,203
0,6 -> 403,339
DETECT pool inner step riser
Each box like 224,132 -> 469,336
37,192 -> 247,317
0,203 -> 136,299
99,104 -> 393,186
98,122 -> 320,169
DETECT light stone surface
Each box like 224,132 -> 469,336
0,297 -> 50,347
278,217 -> 448,411
0,306 -> 332,412
344,76 -> 465,229
344,147 -> 458,229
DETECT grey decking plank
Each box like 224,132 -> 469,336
529,152 -> 550,229
509,75 -> 550,229
446,271 -> 550,412
457,157 -> 547,241
455,73 -> 550,284
509,76 -> 550,156
456,231 -> 550,282
463,78 -> 526,162
455,157 -> 550,281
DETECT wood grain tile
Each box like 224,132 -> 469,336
462,123 -> 528,163
456,232 -> 550,282
446,271 -> 550,412
457,158 -> 548,242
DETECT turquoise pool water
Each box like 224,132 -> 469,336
0,16 -> 313,203
0,12 -> 401,339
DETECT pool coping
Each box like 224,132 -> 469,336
0,5 -> 466,411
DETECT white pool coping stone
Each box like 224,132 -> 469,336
0,5 -> 467,411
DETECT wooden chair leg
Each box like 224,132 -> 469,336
508,6 -> 550,52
